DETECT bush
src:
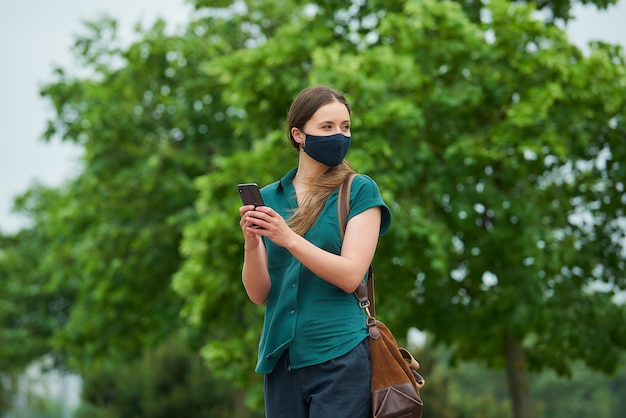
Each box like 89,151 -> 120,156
74,337 -> 249,418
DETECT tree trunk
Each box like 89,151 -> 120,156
504,338 -> 532,418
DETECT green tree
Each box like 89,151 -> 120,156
7,10 -> 269,416
33,12 -> 257,367
174,1 -> 626,417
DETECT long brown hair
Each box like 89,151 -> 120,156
286,86 -> 357,235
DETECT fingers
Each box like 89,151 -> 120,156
245,206 -> 274,224
245,212 -> 268,231
239,206 -> 282,239
239,204 -> 256,217
239,205 -> 260,234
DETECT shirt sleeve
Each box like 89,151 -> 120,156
348,174 -> 391,235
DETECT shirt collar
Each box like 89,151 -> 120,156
277,167 -> 298,192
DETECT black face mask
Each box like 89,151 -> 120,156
302,133 -> 351,167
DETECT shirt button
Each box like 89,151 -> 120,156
292,283 -> 297,288
290,310 -> 295,314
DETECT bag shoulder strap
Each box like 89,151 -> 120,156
338,174 -> 355,238
338,174 -> 378,322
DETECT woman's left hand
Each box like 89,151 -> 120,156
244,206 -> 296,248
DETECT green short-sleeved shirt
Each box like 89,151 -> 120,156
255,167 -> 391,374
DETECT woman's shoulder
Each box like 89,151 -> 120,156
351,173 -> 383,195
349,173 -> 391,233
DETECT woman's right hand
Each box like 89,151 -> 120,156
239,205 -> 261,249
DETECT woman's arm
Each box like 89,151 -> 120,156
240,205 -> 271,304
245,205 -> 381,293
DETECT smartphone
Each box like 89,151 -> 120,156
237,183 -> 265,208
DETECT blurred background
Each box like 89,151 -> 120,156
1,1 -> 626,417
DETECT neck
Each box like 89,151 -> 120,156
293,152 -> 328,187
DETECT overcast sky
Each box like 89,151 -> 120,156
1,1 -> 625,233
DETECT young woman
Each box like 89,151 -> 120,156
239,85 -> 391,417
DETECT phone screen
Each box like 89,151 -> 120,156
237,183 -> 265,208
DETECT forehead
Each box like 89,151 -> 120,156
309,101 -> 350,122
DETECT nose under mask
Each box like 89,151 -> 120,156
303,133 -> 351,167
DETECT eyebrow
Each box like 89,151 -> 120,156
318,120 -> 351,124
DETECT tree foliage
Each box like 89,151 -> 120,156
453,0 -> 620,21
29,12 -> 257,366
1,0 -> 625,416
177,0 -> 626,371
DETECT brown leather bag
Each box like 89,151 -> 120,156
339,175 -> 425,418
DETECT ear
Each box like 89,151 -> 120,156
291,127 -> 305,146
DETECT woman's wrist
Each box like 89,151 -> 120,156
244,237 -> 261,253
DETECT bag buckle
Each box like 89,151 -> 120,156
358,300 -> 375,320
